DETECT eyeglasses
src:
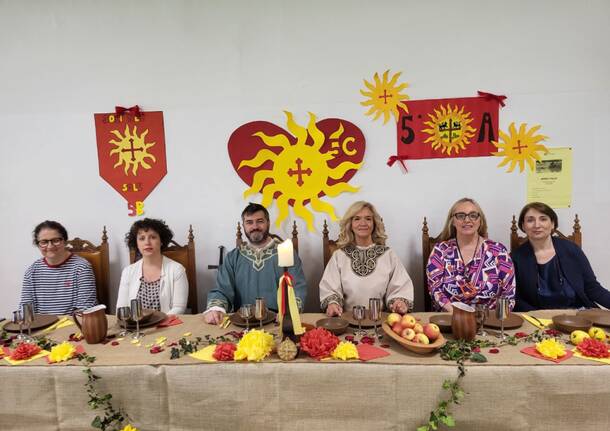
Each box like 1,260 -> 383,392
453,212 -> 480,222
37,238 -> 64,248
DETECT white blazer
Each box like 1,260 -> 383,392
116,256 -> 188,315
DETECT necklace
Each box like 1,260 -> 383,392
456,235 -> 480,265
455,236 -> 481,299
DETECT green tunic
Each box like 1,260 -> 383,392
206,239 -> 307,312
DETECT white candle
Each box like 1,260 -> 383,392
277,239 -> 294,267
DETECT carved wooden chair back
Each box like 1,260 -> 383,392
421,217 -> 441,312
510,214 -> 581,252
66,227 -> 110,311
322,220 -> 339,269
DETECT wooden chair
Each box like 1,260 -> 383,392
322,220 -> 338,269
129,225 -> 198,314
66,227 -> 110,311
421,217 -> 440,312
235,221 -> 299,254
510,214 -> 581,252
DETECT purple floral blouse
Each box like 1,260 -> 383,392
426,239 -> 515,311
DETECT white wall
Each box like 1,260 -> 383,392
1,0 -> 609,317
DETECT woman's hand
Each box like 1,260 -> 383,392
390,299 -> 408,314
326,303 -> 343,317
442,303 -> 454,313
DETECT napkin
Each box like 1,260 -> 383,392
521,314 -> 553,329
189,345 -> 217,362
157,315 -> 183,328
40,317 -> 75,334
571,348 -> 610,364
520,346 -> 573,363
3,346 -> 50,366
356,343 -> 391,361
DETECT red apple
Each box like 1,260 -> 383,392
413,323 -> 424,334
400,314 -> 416,329
391,322 -> 403,334
414,333 -> 430,344
423,323 -> 440,341
386,312 -> 401,326
400,328 -> 416,341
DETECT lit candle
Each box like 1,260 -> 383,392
277,239 -> 294,267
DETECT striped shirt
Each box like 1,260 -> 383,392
19,254 -> 98,314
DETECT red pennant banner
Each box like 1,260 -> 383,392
94,111 -> 167,216
396,95 -> 503,160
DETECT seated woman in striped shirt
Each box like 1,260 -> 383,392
116,218 -> 188,315
19,220 -> 98,314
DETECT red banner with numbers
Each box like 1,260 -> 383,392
395,94 -> 504,160
94,109 -> 167,216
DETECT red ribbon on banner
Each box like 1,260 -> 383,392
477,91 -> 507,107
280,271 -> 294,315
115,105 -> 142,117
387,155 -> 409,172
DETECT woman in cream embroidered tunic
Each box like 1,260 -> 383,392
319,201 -> 414,316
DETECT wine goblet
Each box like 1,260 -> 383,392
130,299 -> 143,340
369,297 -> 382,340
475,304 -> 489,337
495,297 -> 510,341
239,304 -> 253,331
12,310 -> 25,341
254,298 -> 267,329
352,305 -> 366,337
116,306 -> 131,337
22,302 -> 35,341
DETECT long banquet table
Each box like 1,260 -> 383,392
1,311 -> 609,431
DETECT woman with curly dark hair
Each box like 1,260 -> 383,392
116,218 -> 188,314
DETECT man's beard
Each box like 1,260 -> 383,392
245,227 -> 269,245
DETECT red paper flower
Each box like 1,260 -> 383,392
299,328 -> 340,360
489,348 -> 500,354
10,342 -> 41,361
213,342 -> 237,361
577,338 -> 610,358
515,332 -> 528,339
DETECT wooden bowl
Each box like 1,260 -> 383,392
552,314 -> 592,333
316,317 -> 349,335
382,322 -> 446,354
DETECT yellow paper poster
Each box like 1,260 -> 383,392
526,147 -> 572,208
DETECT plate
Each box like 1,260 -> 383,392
484,313 -> 524,329
552,314 -> 592,333
316,317 -> 349,335
429,314 -> 452,333
3,314 -> 59,332
229,310 -> 276,327
382,322 -> 446,355
122,311 -> 167,329
125,309 -> 155,325
343,312 -> 388,328
577,309 -> 610,327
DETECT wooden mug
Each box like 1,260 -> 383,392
451,302 -> 477,341
73,304 -> 108,344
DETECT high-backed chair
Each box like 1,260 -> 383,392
235,221 -> 299,254
421,217 -> 440,312
510,214 -> 581,252
322,220 -> 338,269
66,227 -> 110,311
129,225 -> 198,314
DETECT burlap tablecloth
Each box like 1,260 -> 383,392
1,311 -> 609,430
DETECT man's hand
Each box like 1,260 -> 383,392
326,303 -> 343,317
203,310 -> 225,325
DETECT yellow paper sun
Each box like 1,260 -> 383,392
238,111 -> 362,231
422,104 -> 476,155
109,125 -> 156,176
492,122 -> 549,172
360,70 -> 409,124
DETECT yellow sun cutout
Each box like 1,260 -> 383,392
360,70 -> 409,124
109,125 -> 156,176
492,122 -> 549,172
422,104 -> 476,155
238,112 -> 362,231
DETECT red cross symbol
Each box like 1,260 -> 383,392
121,138 -> 142,161
287,158 -> 312,187
512,140 -> 527,154
379,89 -> 391,104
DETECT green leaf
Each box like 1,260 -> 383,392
417,426 -> 429,431
91,416 -> 103,428
470,352 -> 487,363
440,414 -> 456,427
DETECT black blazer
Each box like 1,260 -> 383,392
512,237 -> 610,311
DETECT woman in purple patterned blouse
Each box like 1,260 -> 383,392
426,198 -> 515,312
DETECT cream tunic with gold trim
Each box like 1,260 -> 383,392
319,244 -> 414,312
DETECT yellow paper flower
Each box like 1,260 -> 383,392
49,342 -> 76,363
536,338 -> 566,359
331,341 -> 359,361
120,425 -> 139,431
234,329 -> 274,362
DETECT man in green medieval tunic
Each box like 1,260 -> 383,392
203,203 -> 307,324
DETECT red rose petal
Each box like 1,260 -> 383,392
489,348 -> 500,354
111,341 -> 119,346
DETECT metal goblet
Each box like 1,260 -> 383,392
254,298 -> 267,329
352,305 -> 366,337
21,303 -> 35,341
369,298 -> 382,340
475,304 -> 489,337
495,297 -> 510,342
239,304 -> 253,331
116,306 -> 131,337
12,310 -> 25,341
130,299 -> 143,340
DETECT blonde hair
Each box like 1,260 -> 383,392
438,197 -> 488,241
337,201 -> 387,248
